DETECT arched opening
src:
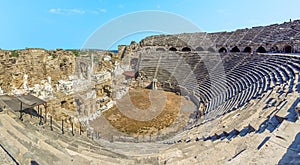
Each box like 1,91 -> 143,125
182,47 -> 191,52
230,46 -> 240,53
207,47 -> 216,52
61,101 -> 68,109
256,46 -> 267,53
169,47 -> 177,51
156,48 -> 165,51
270,46 -> 279,53
283,45 -> 292,53
196,47 -> 204,51
218,47 -> 227,53
243,47 -> 252,53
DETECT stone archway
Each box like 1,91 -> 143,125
207,47 -> 216,52
243,47 -> 252,53
169,47 -> 177,51
156,48 -> 165,51
256,46 -> 267,53
270,46 -> 279,53
283,45 -> 292,53
218,47 -> 227,53
182,47 -> 191,52
230,46 -> 240,53
196,46 -> 204,51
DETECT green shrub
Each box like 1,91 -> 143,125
10,50 -> 19,57
51,54 -> 57,58
72,50 -> 80,57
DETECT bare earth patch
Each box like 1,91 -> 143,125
103,88 -> 183,136
128,88 -> 151,110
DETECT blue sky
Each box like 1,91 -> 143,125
0,0 -> 299,50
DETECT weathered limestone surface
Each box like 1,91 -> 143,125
0,48 -> 75,92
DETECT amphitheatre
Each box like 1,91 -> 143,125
0,19 -> 300,164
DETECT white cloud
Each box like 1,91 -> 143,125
86,8 -> 107,15
49,8 -> 86,15
99,8 -> 107,13
49,7 -> 107,15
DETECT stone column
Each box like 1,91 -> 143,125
152,79 -> 158,90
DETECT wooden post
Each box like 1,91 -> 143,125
19,111 -> 23,121
79,123 -> 82,135
30,108 -> 32,118
44,104 -> 47,123
37,105 -> 40,118
19,102 -> 23,121
50,116 -> 53,131
62,120 -> 64,134
71,122 -> 74,136
91,132 -> 93,140
39,108 -> 43,125
38,105 -> 40,117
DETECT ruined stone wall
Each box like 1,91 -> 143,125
139,19 -> 300,53
46,93 -> 76,120
0,48 -> 76,92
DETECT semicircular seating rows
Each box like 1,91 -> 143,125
138,51 -> 300,121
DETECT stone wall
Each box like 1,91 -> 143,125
0,48 -> 76,92
139,19 -> 300,53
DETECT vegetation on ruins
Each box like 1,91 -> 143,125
10,50 -> 19,57
71,50 -> 80,57
51,53 -> 57,58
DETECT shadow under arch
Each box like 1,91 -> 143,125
243,46 -> 252,53
283,44 -> 292,53
256,46 -> 267,53
230,46 -> 240,53
169,47 -> 177,51
218,47 -> 227,53
182,47 -> 192,52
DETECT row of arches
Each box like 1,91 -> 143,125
219,46 -> 262,53
218,45 -> 293,54
154,44 -> 294,53
167,46 -> 214,52
175,46 -> 263,53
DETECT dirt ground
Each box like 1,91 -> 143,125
103,88 -> 185,136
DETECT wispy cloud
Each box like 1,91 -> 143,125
49,8 -> 86,15
87,8 -> 107,15
99,8 -> 107,13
